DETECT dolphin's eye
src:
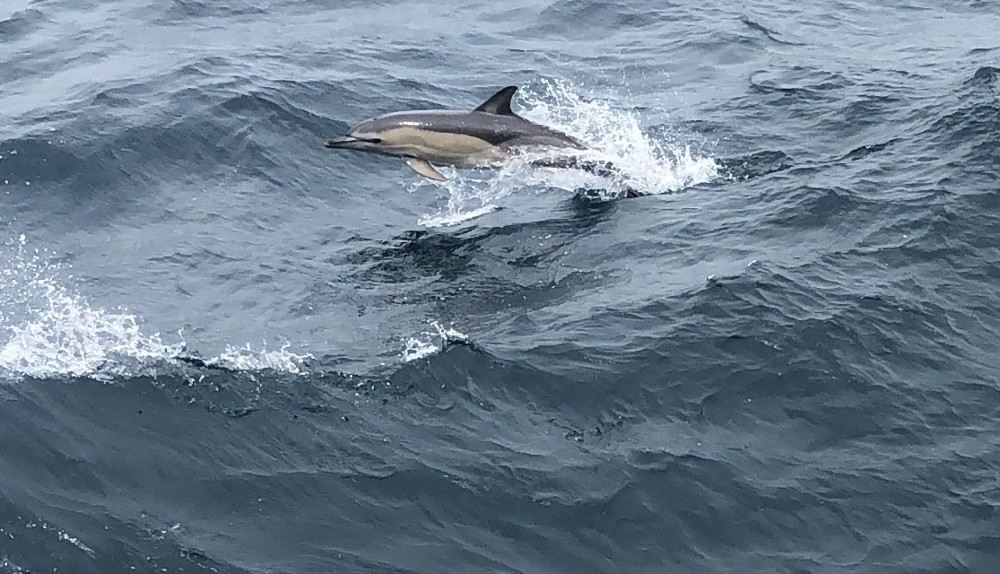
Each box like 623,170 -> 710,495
369,138 -> 382,144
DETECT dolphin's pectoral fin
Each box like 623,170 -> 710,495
474,86 -> 518,116
407,158 -> 447,181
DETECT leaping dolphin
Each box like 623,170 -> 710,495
325,86 -> 635,194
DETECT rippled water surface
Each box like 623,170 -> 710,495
2,1 -> 1000,572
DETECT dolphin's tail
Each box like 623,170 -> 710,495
529,156 -> 642,198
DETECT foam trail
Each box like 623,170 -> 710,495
417,79 -> 719,226
0,236 -> 311,381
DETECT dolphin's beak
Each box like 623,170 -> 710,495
324,136 -> 360,149
325,135 -> 382,149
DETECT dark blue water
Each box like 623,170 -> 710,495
3,1 -> 1000,572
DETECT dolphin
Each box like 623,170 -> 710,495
325,86 -> 635,193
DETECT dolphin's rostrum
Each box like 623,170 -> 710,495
326,86 -> 634,192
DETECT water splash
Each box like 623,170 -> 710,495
417,79 -> 719,227
401,321 -> 469,363
518,79 -> 720,193
0,236 -> 311,382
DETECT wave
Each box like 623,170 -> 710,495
0,8 -> 47,42
739,15 -> 803,46
0,235 -> 311,382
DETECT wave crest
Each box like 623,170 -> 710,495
0,235 -> 311,382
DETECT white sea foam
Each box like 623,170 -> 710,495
417,203 -> 500,228
56,529 -> 95,558
400,337 -> 440,363
0,236 -> 311,381
401,321 -> 469,363
417,79 -> 719,227
212,342 -> 310,374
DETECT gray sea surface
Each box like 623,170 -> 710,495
2,1 -> 1000,572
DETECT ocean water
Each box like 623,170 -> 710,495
2,0 -> 1000,572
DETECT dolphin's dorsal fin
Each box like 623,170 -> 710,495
474,86 -> 518,115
